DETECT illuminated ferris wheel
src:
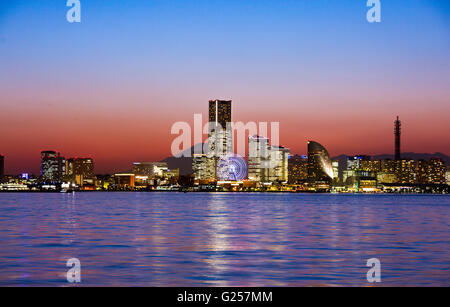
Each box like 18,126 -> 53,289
216,154 -> 248,181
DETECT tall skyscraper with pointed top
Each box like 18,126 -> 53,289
394,116 -> 401,160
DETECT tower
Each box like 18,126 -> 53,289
207,100 -> 232,179
394,116 -> 401,160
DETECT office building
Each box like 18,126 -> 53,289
133,162 -> 168,178
416,159 -> 429,184
344,170 -> 378,192
67,157 -> 94,186
307,141 -> 334,185
268,146 -> 290,183
248,135 -> 270,182
332,160 -> 339,183
347,155 -> 370,170
288,154 -> 308,184
427,158 -> 446,184
207,100 -> 233,179
114,173 -> 135,188
40,151 -> 66,182
192,154 -> 215,181
395,159 -> 416,184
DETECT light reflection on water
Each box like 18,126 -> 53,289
0,192 -> 449,286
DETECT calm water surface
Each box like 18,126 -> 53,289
0,192 -> 449,286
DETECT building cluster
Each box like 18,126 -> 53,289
0,151 -> 179,191
192,100 -> 291,190
0,103 -> 449,193
112,162 -> 179,190
338,156 -> 448,192
191,101 -> 449,193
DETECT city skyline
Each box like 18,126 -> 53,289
1,1 -> 450,174
0,112 -> 449,176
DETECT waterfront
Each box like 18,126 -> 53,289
0,193 -> 449,286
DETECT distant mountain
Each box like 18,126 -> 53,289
162,143 -> 204,176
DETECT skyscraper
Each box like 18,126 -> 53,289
346,155 -> 371,170
307,141 -> 334,184
395,116 -> 401,160
209,99 -> 232,129
288,154 -> 308,184
67,157 -> 95,186
268,146 -> 290,183
192,154 -> 215,180
40,151 -> 66,182
207,100 -> 232,179
248,135 -> 270,182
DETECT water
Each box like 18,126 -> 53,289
0,192 -> 449,286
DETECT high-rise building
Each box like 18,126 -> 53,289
207,100 -> 233,179
427,158 -> 446,184
67,158 -> 95,186
332,160 -> 339,183
395,159 -> 416,184
192,154 -> 215,181
446,167 -> 450,186
381,159 -> 396,174
416,159 -> 429,184
40,151 -> 66,182
114,173 -> 135,188
307,141 -> 334,185
394,116 -> 401,160
248,135 -> 270,182
288,154 -> 308,184
0,155 -> 4,182
346,155 -> 371,170
268,146 -> 290,183
360,159 -> 381,172
209,99 -> 232,130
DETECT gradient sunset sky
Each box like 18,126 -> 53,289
1,0 -> 449,174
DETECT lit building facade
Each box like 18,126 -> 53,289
427,158 -> 446,184
332,160 -> 339,183
67,157 -> 94,186
395,159 -> 416,184
192,154 -> 215,181
133,162 -> 168,178
248,135 -> 270,182
114,173 -> 135,188
288,154 -> 308,184
307,141 -> 334,187
268,146 -> 290,183
446,168 -> 450,186
347,155 -> 370,170
207,100 -> 233,179
40,151 -> 66,182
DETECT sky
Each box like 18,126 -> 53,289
0,0 -> 449,174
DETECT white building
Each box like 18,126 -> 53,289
192,154 -> 215,180
268,146 -> 290,183
248,135 -> 270,182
